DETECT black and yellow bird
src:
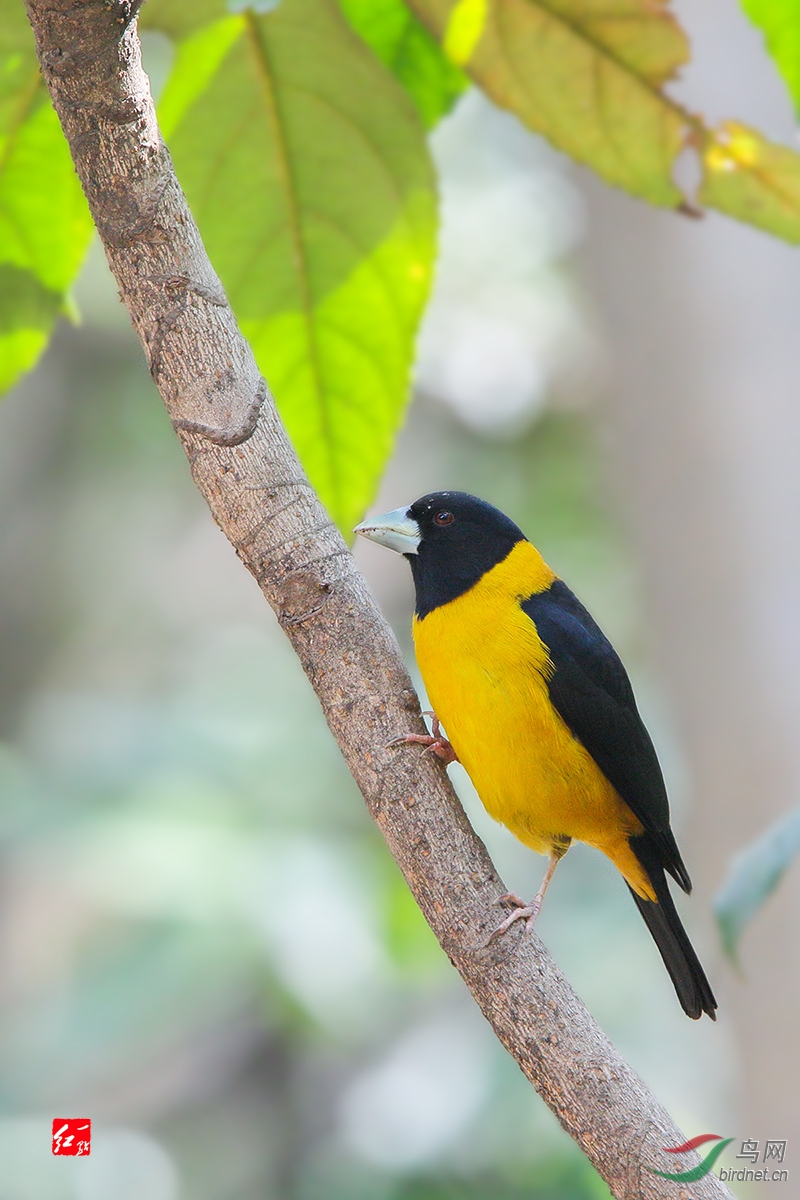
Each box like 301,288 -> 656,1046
355,491 -> 717,1020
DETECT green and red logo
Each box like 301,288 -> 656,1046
647,1134 -> 734,1182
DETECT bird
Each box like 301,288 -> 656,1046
355,491 -> 717,1020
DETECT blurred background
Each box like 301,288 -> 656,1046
2,0 -> 800,1196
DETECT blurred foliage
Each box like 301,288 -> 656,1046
408,0 -> 689,206
408,0 -> 800,242
5,0 -> 800,520
715,806 -> 800,963
741,0 -> 800,113
0,2 -> 93,393
395,1155 -> 610,1197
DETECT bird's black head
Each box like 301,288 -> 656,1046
356,491 -> 525,618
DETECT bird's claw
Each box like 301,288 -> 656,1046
486,893 -> 542,943
388,712 -> 459,764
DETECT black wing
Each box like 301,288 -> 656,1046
521,579 -> 690,892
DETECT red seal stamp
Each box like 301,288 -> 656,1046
52,1119 -> 91,1156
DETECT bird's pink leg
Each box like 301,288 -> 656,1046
488,851 -> 564,941
389,711 -> 459,764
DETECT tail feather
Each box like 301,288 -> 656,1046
629,834 -> 717,1021
655,826 -> 692,894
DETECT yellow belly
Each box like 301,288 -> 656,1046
412,542 -> 653,899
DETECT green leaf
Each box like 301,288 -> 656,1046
158,0 -> 437,532
715,807 -> 800,963
0,3 -> 93,394
0,264 -> 63,392
699,120 -> 800,243
405,0 -> 690,206
740,0 -> 800,114
339,0 -> 468,128
404,0 -> 800,242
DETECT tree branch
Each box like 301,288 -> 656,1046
24,2 -> 732,1195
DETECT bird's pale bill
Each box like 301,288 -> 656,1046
354,507 -> 420,556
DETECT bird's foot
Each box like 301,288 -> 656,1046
487,892 -> 542,942
389,711 -> 459,764
486,850 -> 565,944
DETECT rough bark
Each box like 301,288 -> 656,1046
23,1 -> 733,1195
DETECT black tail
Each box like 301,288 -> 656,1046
628,834 -> 717,1020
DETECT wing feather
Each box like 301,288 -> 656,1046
521,580 -> 690,892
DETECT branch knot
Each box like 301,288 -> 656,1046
277,569 -> 333,626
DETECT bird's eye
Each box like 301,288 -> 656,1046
434,510 -> 454,527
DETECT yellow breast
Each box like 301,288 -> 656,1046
412,541 -> 645,871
